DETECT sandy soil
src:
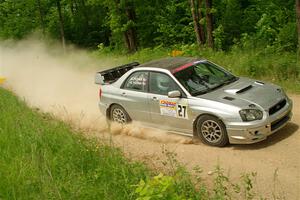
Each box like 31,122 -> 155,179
1,40 -> 299,199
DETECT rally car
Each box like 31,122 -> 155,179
95,57 -> 292,146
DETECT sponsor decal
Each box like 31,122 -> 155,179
128,76 -> 147,86
159,99 -> 188,119
159,100 -> 177,117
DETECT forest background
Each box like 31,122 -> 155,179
1,0 -> 300,92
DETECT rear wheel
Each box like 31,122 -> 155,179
110,105 -> 131,124
196,115 -> 228,147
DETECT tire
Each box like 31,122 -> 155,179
109,104 -> 131,124
195,115 -> 229,147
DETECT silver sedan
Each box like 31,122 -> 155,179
95,57 -> 293,146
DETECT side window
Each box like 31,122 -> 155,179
149,72 -> 181,95
123,71 -> 148,92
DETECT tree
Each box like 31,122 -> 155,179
124,1 -> 138,52
101,0 -> 138,53
36,0 -> 45,35
296,0 -> 300,51
56,0 -> 66,51
189,0 -> 205,46
205,0 -> 213,48
197,0 -> 205,43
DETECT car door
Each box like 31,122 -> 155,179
119,71 -> 150,122
148,71 -> 191,132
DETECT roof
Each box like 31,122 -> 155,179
138,57 -> 200,71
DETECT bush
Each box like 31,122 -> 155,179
134,173 -> 185,200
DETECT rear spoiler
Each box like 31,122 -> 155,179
95,62 -> 139,85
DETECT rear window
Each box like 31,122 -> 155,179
123,71 -> 148,92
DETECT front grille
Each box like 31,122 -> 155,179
269,99 -> 286,115
271,113 -> 290,131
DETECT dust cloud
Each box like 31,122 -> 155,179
0,38 -> 192,144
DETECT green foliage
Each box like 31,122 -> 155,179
152,1 -> 194,46
0,0 -> 38,39
241,172 -> 257,200
212,166 -> 230,199
276,22 -> 298,51
213,25 -> 225,50
134,173 -> 185,200
0,0 -> 298,52
217,0 -> 243,48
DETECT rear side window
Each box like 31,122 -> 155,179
123,71 -> 148,92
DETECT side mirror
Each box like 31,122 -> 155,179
168,90 -> 181,98
95,73 -> 105,85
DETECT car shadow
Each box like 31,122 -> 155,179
230,122 -> 299,150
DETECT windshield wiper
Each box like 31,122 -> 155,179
212,76 -> 238,90
226,76 -> 239,84
192,90 -> 209,96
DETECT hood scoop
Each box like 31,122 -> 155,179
224,85 -> 253,95
236,85 -> 253,94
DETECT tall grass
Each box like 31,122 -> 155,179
93,45 -> 300,93
0,88 -> 148,199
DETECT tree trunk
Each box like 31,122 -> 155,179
205,0 -> 213,48
70,0 -> 75,16
37,0 -> 45,35
124,2 -> 138,53
56,0 -> 66,51
190,0 -> 203,46
197,0 -> 205,43
296,0 -> 300,51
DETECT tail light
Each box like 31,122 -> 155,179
99,87 -> 102,99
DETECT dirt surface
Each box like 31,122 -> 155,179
1,40 -> 299,199
113,95 -> 300,199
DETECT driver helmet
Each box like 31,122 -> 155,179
157,75 -> 170,91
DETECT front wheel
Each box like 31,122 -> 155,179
196,115 -> 229,147
110,104 -> 131,124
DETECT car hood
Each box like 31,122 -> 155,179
198,77 -> 285,110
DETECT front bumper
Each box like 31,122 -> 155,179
226,98 -> 293,144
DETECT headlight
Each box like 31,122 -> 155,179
239,109 -> 263,121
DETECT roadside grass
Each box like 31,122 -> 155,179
0,87 -> 281,199
0,87 -> 149,199
92,45 -> 300,93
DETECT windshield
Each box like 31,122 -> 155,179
174,61 -> 238,96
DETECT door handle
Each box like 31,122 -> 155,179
152,96 -> 158,101
121,92 -> 126,96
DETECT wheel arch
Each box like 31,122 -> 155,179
192,113 -> 226,136
106,103 -> 131,122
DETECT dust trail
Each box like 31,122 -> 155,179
110,122 -> 193,144
0,39 -> 107,133
0,39 -> 192,144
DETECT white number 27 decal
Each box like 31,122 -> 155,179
177,104 -> 188,119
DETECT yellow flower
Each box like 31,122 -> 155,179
0,76 -> 6,84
